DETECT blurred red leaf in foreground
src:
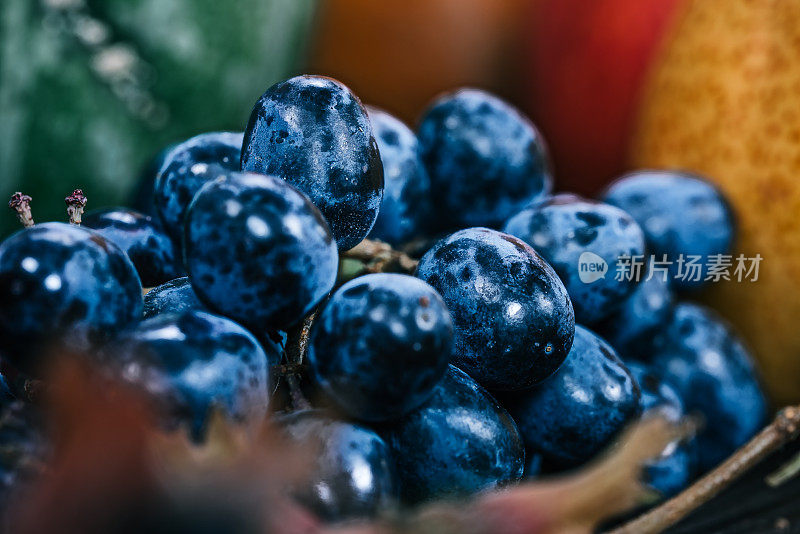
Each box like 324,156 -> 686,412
9,358 -> 681,534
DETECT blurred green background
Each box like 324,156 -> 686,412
0,0 -> 317,237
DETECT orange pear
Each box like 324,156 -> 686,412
632,0 -> 800,404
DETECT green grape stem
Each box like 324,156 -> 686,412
283,312 -> 316,411
340,239 -> 419,281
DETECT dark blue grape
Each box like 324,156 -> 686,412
602,171 -> 735,291
83,208 -> 184,287
279,410 -> 397,521
503,326 -> 641,469
154,132 -> 243,245
651,303 -> 766,472
417,88 -> 551,229
381,365 -> 524,504
184,172 -> 338,331
503,194 -> 645,324
110,310 -> 274,438
143,277 -> 206,319
0,222 -> 142,373
416,227 -> 574,391
143,277 -> 287,370
241,76 -> 383,250
594,260 -> 675,361
308,273 -> 452,422
366,107 -> 432,245
644,441 -> 695,501
627,361 -> 693,498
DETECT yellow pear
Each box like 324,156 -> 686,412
632,0 -> 800,404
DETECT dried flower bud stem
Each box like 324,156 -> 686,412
8,192 -> 35,228
65,189 -> 87,225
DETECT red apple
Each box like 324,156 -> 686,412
524,0 -> 683,195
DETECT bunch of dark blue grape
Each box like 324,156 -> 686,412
0,74 -> 767,523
